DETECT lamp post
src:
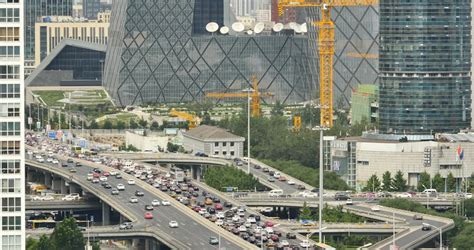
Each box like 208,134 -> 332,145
242,86 -> 254,174
423,223 -> 442,250
313,125 -> 328,243
392,211 -> 396,250
305,227 -> 327,249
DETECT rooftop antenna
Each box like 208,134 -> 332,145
232,22 -> 245,33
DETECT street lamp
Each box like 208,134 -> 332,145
423,223 -> 442,250
305,227 -> 327,249
313,125 -> 329,243
242,86 -> 255,174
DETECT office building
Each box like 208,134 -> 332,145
103,0 -> 314,106
325,133 -> 474,191
379,0 -> 472,134
83,0 -> 100,20
351,84 -> 378,124
183,125 -> 245,158
25,0 -> 72,75
0,0 -> 24,248
34,15 -> 109,65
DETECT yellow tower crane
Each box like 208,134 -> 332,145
278,0 -> 378,127
169,109 -> 199,129
206,75 -> 273,117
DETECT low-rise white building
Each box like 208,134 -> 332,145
325,133 -> 474,191
125,130 -> 168,152
183,125 -> 245,158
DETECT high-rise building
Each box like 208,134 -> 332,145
83,0 -> 100,20
0,0 -> 24,249
104,0 -> 314,106
351,84 -> 378,124
24,0 -> 73,75
379,0 -> 472,134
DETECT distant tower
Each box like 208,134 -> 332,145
379,0 -> 472,134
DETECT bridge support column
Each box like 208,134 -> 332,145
51,178 -> 61,192
60,179 -> 68,194
69,184 -> 80,194
102,203 -> 110,226
44,173 -> 52,186
196,166 -> 201,182
26,170 -> 35,182
119,214 -> 126,224
131,239 -> 140,249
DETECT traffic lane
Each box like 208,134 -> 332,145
236,163 -> 298,194
51,160 -> 240,250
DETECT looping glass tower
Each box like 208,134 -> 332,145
379,0 -> 471,134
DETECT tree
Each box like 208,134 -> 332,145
453,224 -> 474,249
392,171 -> 408,192
102,119 -> 113,129
271,100 -> 285,116
89,120 -> 99,129
432,173 -> 444,192
150,121 -> 159,130
465,198 -> 474,219
92,241 -> 101,250
446,172 -> 456,192
363,174 -> 381,192
116,120 -> 126,130
26,237 -> 38,250
36,235 -> 53,250
167,142 -> 179,153
129,118 -> 138,129
382,171 -> 392,191
417,172 -> 431,192
299,202 -> 313,220
49,217 -> 85,250
138,118 -> 148,128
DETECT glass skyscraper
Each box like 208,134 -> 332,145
379,0 -> 472,134
0,0 -> 24,249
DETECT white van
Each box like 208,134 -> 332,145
268,189 -> 284,197
422,189 -> 438,197
273,172 -> 281,178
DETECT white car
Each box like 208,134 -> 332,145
371,205 -> 381,212
287,180 -> 295,185
281,240 -> 289,247
151,199 -> 161,206
117,184 -> 125,191
99,176 -> 108,182
246,217 -> 256,223
216,212 -> 225,219
346,199 -> 354,205
37,158 -> 44,163
238,225 -> 247,232
232,215 -> 240,222
52,159 -> 59,164
300,240 -> 311,248
128,179 -> 136,185
465,193 -> 473,199
110,171 -> 118,176
396,192 -> 412,198
129,197 -> 138,203
46,158 -> 53,162
169,221 -> 179,228
62,193 -> 81,201
215,219 -> 224,226
27,150 -> 33,155
161,200 -> 171,206
87,174 -> 93,181
300,191 -> 317,198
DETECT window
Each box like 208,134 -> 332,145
0,0 -> 19,3
1,160 -> 20,174
0,122 -> 20,136
230,151 -> 234,156
223,142 -> 226,147
230,142 -> 234,147
0,141 -> 20,155
223,151 -> 227,155
1,216 -> 21,230
1,197 -> 20,211
214,142 -> 218,147
0,27 -> 19,41
0,84 -> 20,98
0,46 -> 19,58
0,65 -> 19,79
0,8 -> 20,22
214,151 -> 218,155
2,235 -> 21,250
0,103 -> 19,117
1,178 -> 20,193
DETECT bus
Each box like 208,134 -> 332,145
71,146 -> 82,154
26,219 -> 89,229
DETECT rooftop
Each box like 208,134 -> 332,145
183,125 -> 244,141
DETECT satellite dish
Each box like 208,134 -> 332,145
232,22 -> 245,32
254,22 -> 265,34
206,22 -> 219,33
220,26 -> 229,35
289,22 -> 298,31
273,23 -> 284,32
294,24 -> 302,33
301,23 -> 308,33
247,30 -> 253,35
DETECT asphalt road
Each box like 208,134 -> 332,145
27,155 -> 244,250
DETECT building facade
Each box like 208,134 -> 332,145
351,84 -> 378,124
379,0 -> 472,134
0,0 -> 24,248
183,125 -> 245,158
25,0 -> 72,75
83,0 -> 100,20
34,16 -> 109,65
104,0 -> 315,106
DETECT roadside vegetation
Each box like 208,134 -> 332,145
300,203 -> 365,223
204,166 -> 266,191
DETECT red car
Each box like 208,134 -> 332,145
193,206 -> 201,212
103,171 -> 110,177
214,203 -> 223,210
93,173 -> 100,178
265,221 -> 274,227
144,212 -> 153,219
270,234 -> 279,242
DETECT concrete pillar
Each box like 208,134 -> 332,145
26,170 -> 35,182
44,173 -> 52,186
196,166 -> 201,182
102,203 -> 110,226
132,239 -> 140,249
69,184 -> 80,194
51,178 -> 61,192
60,179 -> 68,194
145,239 -> 150,250
190,166 -> 196,180
119,214 -> 126,224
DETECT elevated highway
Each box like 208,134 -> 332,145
26,156 -> 257,250
26,200 -> 101,211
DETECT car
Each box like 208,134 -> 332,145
69,168 -> 77,173
346,199 -> 353,205
169,221 -> 179,228
111,188 -> 119,195
278,176 -> 287,182
287,180 -> 295,185
75,162 -> 82,167
209,236 -> 219,245
286,232 -> 297,239
151,199 -> 161,206
215,219 -> 224,226
52,159 -> 59,164
119,222 -> 133,230
128,179 -> 136,185
104,183 -> 112,189
161,200 -> 171,206
265,221 -> 274,227
205,198 -> 213,205
413,214 -> 423,220
371,205 -> 381,212
62,193 -> 81,201
61,163 -> 68,168
145,205 -> 154,211
396,192 -> 412,198
281,240 -> 289,247
102,171 -> 110,177
300,240 -> 311,248
262,167 -> 269,172
87,174 -> 93,181
335,192 -> 350,200
110,171 -> 118,176
144,212 -> 153,219
129,197 -> 138,203
99,176 -> 108,182
300,191 -> 317,198
214,203 -> 223,210
421,223 -> 431,231
115,174 -> 123,179
135,190 -> 144,196
92,178 -> 99,183
117,184 -> 125,191
267,177 -> 275,182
